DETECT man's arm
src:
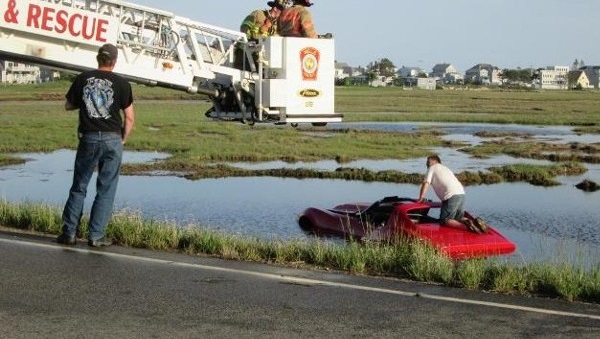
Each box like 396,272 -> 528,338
121,104 -> 135,144
418,182 -> 430,203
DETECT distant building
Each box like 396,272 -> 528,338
40,68 -> 61,82
0,60 -> 42,84
567,70 -> 591,89
465,63 -> 501,85
397,66 -> 425,78
579,66 -> 600,89
370,75 -> 394,87
538,66 -> 569,90
416,77 -> 436,90
335,62 -> 352,79
430,63 -> 463,83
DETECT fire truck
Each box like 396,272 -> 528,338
0,0 -> 342,126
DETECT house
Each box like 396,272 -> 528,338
370,75 -> 394,87
465,63 -> 501,85
430,63 -> 463,83
538,66 -> 569,90
397,66 -> 425,78
40,68 -> 61,82
335,62 -> 353,79
0,60 -> 44,84
416,77 -> 436,90
579,66 -> 600,89
567,70 -> 591,89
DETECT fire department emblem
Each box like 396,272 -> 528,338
300,47 -> 320,81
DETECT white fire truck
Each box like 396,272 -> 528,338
0,0 -> 342,125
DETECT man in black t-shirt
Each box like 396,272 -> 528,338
57,43 -> 135,247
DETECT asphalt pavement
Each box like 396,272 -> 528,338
1,229 -> 599,338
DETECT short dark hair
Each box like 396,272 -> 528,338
427,154 -> 441,164
96,54 -> 116,67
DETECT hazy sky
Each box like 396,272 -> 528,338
132,0 -> 599,72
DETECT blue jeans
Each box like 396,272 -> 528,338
439,194 -> 465,225
62,132 -> 123,240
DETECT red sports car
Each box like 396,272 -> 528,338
298,196 -> 516,259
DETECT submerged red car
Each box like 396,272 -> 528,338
298,196 -> 516,259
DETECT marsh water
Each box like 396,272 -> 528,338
2,122 -> 600,266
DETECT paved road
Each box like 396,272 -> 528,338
1,230 -> 599,338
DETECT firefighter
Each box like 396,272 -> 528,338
240,0 -> 287,41
278,0 -> 317,38
236,1 -> 288,70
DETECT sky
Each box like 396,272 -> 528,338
131,0 -> 600,72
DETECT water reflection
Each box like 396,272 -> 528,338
329,122 -> 600,145
1,149 -> 599,266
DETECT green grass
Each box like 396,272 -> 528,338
337,87 -> 600,126
1,199 -> 598,303
2,82 -> 600,125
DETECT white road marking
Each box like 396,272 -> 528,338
2,236 -> 600,321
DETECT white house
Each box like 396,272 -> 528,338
397,66 -> 425,78
335,62 -> 352,79
370,75 -> 394,87
0,60 -> 41,84
416,77 -> 436,90
538,66 -> 569,90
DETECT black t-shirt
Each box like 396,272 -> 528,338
65,70 -> 133,133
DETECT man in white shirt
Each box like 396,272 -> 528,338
417,155 -> 468,229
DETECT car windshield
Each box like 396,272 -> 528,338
362,196 -> 416,225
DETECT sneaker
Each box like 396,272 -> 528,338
88,237 -> 112,247
462,219 -> 480,233
56,234 -> 77,245
474,217 -> 488,233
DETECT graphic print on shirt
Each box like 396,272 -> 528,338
83,77 -> 114,119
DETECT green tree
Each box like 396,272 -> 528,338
368,58 -> 396,77
367,72 -> 378,83
499,68 -> 534,84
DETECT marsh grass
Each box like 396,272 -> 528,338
489,163 -> 586,186
1,87 -> 598,187
4,83 -> 600,123
337,87 -> 600,125
0,154 -> 25,167
1,199 -> 599,303
121,161 -> 584,187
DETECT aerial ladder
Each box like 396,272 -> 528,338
0,0 -> 342,125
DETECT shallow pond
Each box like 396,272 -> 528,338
330,122 -> 600,145
1,122 -> 600,267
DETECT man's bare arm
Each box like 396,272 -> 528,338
121,104 -> 135,144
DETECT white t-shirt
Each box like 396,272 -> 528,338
424,163 -> 465,201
